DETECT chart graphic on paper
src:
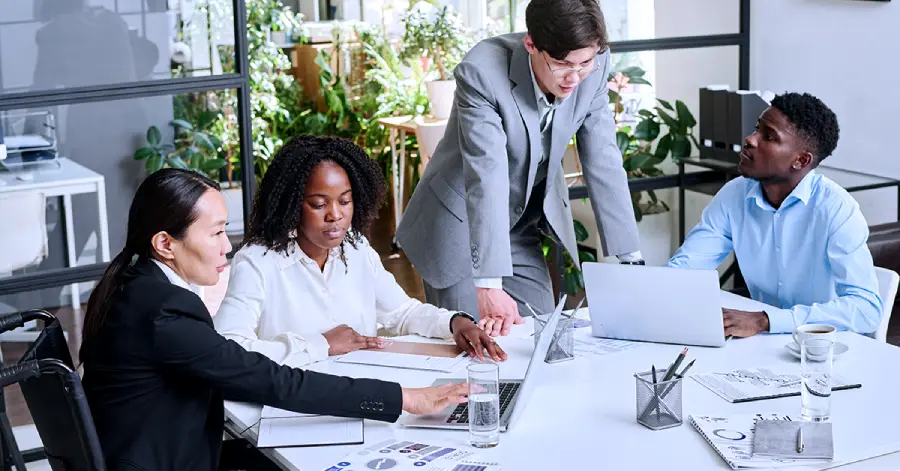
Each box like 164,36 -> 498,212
321,439 -> 502,471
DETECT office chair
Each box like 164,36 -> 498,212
0,310 -> 105,471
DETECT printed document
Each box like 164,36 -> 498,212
573,329 -> 644,358
334,340 -> 468,372
692,367 -> 860,403
256,406 -> 363,448
319,438 -> 502,471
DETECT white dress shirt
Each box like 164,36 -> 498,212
214,238 -> 459,368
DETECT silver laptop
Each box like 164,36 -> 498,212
402,295 -> 566,431
583,262 -> 727,347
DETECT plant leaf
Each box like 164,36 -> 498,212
623,151 -> 652,171
657,99 -> 674,111
637,109 -> 655,119
616,131 -> 630,154
145,154 -> 163,174
580,251 -> 597,263
634,118 -> 660,141
608,89 -> 620,105
193,132 -> 217,151
201,158 -> 227,173
166,156 -> 190,169
627,77 -> 651,86
655,133 -> 673,160
169,119 -> 193,131
656,109 -> 684,134
573,219 -> 589,243
675,100 -> 697,128
671,134 -> 692,160
133,147 -> 156,160
147,126 -> 162,146
619,66 -> 645,77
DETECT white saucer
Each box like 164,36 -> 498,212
785,340 -> 849,360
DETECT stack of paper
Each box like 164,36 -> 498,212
255,406 -> 363,448
334,340 -> 468,372
690,413 -> 816,469
318,438 -> 502,471
691,367 -> 861,403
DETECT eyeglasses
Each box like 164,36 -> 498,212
542,52 -> 601,79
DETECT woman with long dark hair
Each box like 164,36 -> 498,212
214,135 -> 505,368
79,168 -> 468,471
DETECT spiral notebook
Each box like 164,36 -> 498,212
689,413 -> 827,469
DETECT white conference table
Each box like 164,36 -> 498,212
225,316 -> 900,471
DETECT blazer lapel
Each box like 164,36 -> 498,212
509,45 -> 542,204
547,96 -> 576,186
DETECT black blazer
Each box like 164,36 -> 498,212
81,259 -> 402,471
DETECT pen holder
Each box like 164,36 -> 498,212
635,369 -> 683,430
544,315 -> 575,364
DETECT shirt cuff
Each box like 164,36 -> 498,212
617,251 -> 643,263
473,277 -> 503,289
306,333 -> 331,363
764,307 -> 795,334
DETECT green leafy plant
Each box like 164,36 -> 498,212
400,5 -> 470,81
133,119 -> 225,178
542,220 -> 597,295
607,66 -> 700,221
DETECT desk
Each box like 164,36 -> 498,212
225,319 -> 900,470
376,116 -> 448,237
0,158 -> 110,312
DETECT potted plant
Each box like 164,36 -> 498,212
543,219 -> 597,304
133,119 -> 225,178
401,5 -> 470,119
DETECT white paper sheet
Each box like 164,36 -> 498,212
334,349 -> 468,372
573,330 -> 644,358
256,406 -> 363,448
319,438 -> 502,471
692,367 -> 860,403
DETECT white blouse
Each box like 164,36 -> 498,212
214,238 -> 458,368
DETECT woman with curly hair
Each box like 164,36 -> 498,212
214,135 -> 505,367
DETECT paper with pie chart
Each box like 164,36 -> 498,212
319,438 -> 502,471
689,413 -> 817,469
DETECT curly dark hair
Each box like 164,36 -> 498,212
770,92 -> 840,165
245,135 -> 387,260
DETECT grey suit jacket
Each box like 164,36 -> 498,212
396,33 -> 640,289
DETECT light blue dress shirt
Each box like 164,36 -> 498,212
668,171 -> 883,334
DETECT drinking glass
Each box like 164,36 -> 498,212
467,362 -> 500,448
801,338 -> 834,422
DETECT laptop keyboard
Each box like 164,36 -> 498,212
446,382 -> 520,424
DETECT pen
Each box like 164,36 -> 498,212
651,365 -> 660,421
662,348 -> 688,382
526,303 -> 545,337
797,425 -> 804,453
564,296 -> 586,319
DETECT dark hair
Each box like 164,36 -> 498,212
525,0 -> 608,60
770,92 -> 840,164
245,135 -> 387,262
80,169 -> 219,362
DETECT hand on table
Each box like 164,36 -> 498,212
324,324 -> 384,355
452,316 -> 507,362
401,382 -> 469,415
722,309 -> 770,338
476,288 -> 524,337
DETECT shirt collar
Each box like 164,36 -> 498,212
527,55 -> 556,109
151,258 -> 202,296
746,171 -> 817,210
276,241 -> 343,270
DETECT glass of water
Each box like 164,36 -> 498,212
801,338 -> 834,422
467,361 -> 500,448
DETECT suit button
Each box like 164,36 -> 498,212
474,262 -> 481,269
360,401 -> 367,409
472,255 -> 480,263
471,244 -> 477,250
515,206 -> 524,214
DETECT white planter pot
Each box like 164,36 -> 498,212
425,79 -> 456,119
221,184 -> 244,236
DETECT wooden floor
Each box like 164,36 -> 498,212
0,206 -> 425,427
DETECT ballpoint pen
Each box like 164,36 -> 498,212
662,348 -> 688,382
797,425 -> 804,453
651,365 -> 660,421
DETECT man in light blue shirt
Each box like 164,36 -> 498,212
669,92 -> 883,338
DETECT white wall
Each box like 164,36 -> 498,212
751,0 -> 900,226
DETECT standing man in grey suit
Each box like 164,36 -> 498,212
396,0 -> 643,336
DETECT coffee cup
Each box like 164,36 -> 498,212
792,324 -> 836,347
